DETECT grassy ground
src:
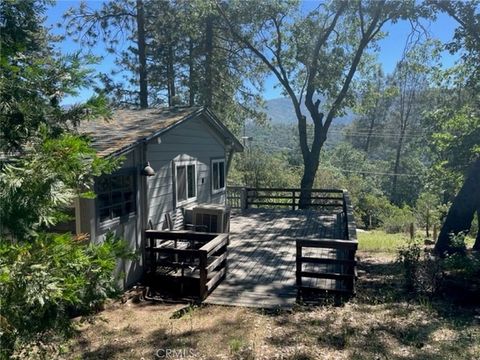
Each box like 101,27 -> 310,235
357,230 -> 410,253
61,249 -> 480,360
357,230 -> 476,252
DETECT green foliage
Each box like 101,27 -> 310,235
415,192 -> 446,236
229,146 -> 300,188
0,3 -> 133,358
380,205 -> 415,234
357,194 -> 393,229
447,231 -> 468,255
0,231 -> 137,359
0,133 -> 119,240
397,241 -> 444,295
64,0 -> 266,133
444,251 -> 480,280
397,234 -> 480,299
0,0 -> 111,152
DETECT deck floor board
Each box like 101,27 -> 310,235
204,208 -> 346,308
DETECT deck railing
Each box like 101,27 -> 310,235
227,186 -> 358,297
145,230 -> 228,300
227,186 -> 345,211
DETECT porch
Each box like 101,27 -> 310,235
204,188 -> 357,308
144,188 -> 357,308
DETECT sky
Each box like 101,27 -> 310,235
46,1 -> 460,105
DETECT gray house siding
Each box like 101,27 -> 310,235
77,149 -> 145,287
76,112 -> 230,288
145,114 -> 227,230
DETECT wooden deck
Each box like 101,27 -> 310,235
204,208 -> 347,308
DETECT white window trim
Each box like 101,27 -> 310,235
174,160 -> 197,207
211,158 -> 226,194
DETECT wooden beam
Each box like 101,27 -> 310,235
299,257 -> 357,266
145,230 -> 217,241
296,238 -> 358,250
206,267 -> 227,292
298,271 -> 355,280
206,252 -> 227,273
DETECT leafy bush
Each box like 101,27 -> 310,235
397,241 -> 444,295
0,232 -> 136,359
0,133 -> 119,240
357,194 -> 392,229
397,233 -> 480,298
381,205 -> 415,234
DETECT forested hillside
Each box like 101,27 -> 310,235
262,97 -> 354,125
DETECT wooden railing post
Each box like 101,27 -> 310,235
199,250 -> 208,300
240,187 -> 248,209
296,241 -> 302,288
150,236 -> 156,273
409,222 -> 415,240
292,190 -> 296,211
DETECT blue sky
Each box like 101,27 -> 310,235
46,1 -> 459,105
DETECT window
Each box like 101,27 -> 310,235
212,159 -> 225,193
96,173 -> 136,223
175,162 -> 196,205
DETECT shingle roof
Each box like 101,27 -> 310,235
77,106 -> 203,157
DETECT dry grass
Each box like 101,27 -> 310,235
63,251 -> 480,360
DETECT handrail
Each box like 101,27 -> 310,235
342,190 -> 357,242
227,186 -> 352,212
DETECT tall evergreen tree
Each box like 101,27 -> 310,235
64,0 -> 149,107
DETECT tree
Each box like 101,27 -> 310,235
415,192 -> 442,238
218,0 -> 419,208
428,0 -> 480,253
349,65 -> 396,155
0,1 -> 109,152
435,158 -> 480,254
64,0 -> 266,133
64,0 -> 149,108
0,1 -> 131,356
389,42 -> 436,204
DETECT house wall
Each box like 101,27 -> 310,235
77,149 -> 145,288
77,113 -> 229,288
145,113 -> 227,230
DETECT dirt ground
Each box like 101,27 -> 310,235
65,252 -> 480,360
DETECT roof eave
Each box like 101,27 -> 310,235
202,107 -> 244,152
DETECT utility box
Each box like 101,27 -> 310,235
192,204 -> 231,233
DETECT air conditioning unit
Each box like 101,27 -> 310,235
192,204 -> 231,233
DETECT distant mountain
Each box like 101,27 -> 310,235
262,97 -> 354,125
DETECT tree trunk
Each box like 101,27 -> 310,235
364,116 -> 375,153
188,38 -> 195,106
391,127 -> 405,204
136,0 -> 148,109
426,209 -> 430,238
435,157 -> 480,254
474,209 -> 480,251
299,154 -> 320,209
204,15 -> 214,108
167,43 -> 175,107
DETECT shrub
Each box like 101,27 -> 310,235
0,231 -> 136,359
397,241 -> 444,295
381,205 -> 415,234
357,194 -> 392,229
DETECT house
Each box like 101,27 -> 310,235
74,106 -> 243,287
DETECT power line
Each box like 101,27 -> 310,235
330,132 -> 426,139
320,168 -> 423,177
